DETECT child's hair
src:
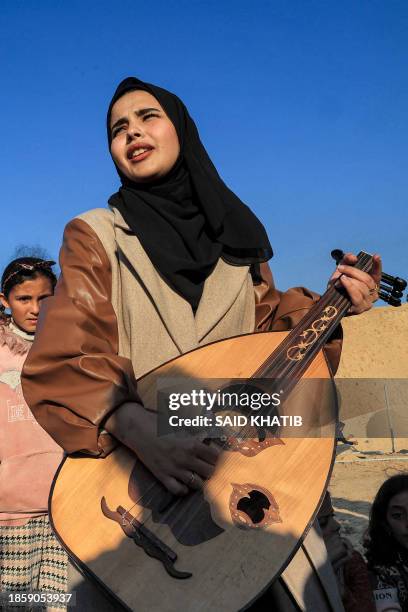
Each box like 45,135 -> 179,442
0,257 -> 57,324
365,474 -> 408,567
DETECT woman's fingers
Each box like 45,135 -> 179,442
189,456 -> 216,480
369,253 -> 382,284
329,252 -> 382,315
341,253 -> 357,263
177,469 -> 205,490
160,475 -> 189,496
330,253 -> 382,286
340,275 -> 370,313
153,438 -> 221,495
120,409 -> 220,496
341,252 -> 382,283
337,265 -> 377,290
195,440 -> 221,465
172,441 -> 219,485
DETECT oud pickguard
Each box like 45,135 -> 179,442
127,463 -> 224,546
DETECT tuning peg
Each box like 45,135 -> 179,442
331,249 -> 345,265
381,273 -> 407,292
379,284 -> 404,299
379,291 -> 402,307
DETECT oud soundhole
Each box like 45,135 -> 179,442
237,490 -> 270,524
229,483 -> 282,529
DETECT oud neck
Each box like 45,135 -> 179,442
253,251 -> 373,384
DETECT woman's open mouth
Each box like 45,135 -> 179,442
127,145 -> 154,163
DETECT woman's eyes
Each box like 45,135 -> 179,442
143,112 -> 159,121
112,125 -> 126,138
391,512 -> 403,520
112,114 -> 160,138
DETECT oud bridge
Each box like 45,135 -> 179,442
101,497 -> 192,580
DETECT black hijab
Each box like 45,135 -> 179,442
107,77 -> 272,311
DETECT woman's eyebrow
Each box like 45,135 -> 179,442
136,107 -> 161,116
389,504 -> 406,510
111,107 -> 161,133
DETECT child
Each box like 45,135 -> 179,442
0,257 -> 67,610
365,474 -> 408,612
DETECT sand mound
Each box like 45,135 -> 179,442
334,304 -> 408,452
329,304 -> 408,547
336,303 -> 408,378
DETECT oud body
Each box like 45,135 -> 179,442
50,330 -> 336,612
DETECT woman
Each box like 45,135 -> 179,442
365,474 -> 408,612
22,77 -> 381,611
0,257 -> 68,609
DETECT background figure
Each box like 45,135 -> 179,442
365,474 -> 408,612
318,491 -> 376,611
0,257 -> 68,612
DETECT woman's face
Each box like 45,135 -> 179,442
0,275 -> 54,333
386,490 -> 408,550
109,90 -> 180,183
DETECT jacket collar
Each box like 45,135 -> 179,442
112,207 -> 250,353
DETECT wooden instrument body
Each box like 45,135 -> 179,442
50,330 -> 337,612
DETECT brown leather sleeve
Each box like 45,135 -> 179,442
253,262 -> 343,374
21,218 -> 140,457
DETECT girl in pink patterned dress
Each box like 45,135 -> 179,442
0,258 -> 67,610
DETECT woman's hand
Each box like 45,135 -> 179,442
329,253 -> 382,315
105,402 -> 221,496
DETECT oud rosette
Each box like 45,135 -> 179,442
224,434 -> 284,457
229,483 -> 282,529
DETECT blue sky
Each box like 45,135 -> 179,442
1,0 -> 407,295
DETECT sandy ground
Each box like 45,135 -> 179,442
330,449 -> 408,554
327,304 -> 408,554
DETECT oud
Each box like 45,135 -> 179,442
49,252 -> 374,612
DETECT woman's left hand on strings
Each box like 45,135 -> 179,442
329,253 -> 382,315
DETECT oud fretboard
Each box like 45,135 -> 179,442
251,251 -> 373,394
